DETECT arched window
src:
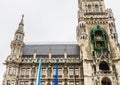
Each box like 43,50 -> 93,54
101,77 -> 111,85
88,5 -> 92,12
95,5 -> 99,12
93,64 -> 96,74
15,35 -> 18,41
99,61 -> 110,71
18,36 -> 20,41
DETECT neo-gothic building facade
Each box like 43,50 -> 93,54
2,0 -> 120,85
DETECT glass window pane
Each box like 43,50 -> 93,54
95,5 -> 99,12
21,68 -> 25,75
69,81 -> 74,85
41,81 -> 45,85
88,5 -> 92,12
42,68 -> 46,75
53,69 -> 56,75
75,69 -> 78,75
76,81 -> 79,85
25,81 -> 29,85
20,81 -> 24,85
9,68 -> 12,75
58,81 -> 62,85
13,68 -> 16,75
58,68 -> 62,75
69,69 -> 73,75
53,68 -> 62,75
26,68 -> 30,75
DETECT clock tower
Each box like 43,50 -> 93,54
77,0 -> 120,85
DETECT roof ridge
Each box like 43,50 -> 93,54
25,41 -> 77,45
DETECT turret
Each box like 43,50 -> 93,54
2,15 -> 25,85
14,15 -> 24,42
9,15 -> 25,61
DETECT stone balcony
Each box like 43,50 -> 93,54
42,58 -> 81,63
21,58 -> 81,64
95,70 -> 115,76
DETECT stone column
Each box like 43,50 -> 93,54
31,65 -> 35,77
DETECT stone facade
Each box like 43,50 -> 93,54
77,0 -> 120,85
2,0 -> 120,85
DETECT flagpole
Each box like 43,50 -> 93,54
74,65 -> 76,85
54,59 -> 59,85
36,57 -> 42,85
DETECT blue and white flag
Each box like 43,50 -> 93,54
54,60 -> 59,85
36,57 -> 42,85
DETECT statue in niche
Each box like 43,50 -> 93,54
47,62 -> 52,77
64,62 -> 68,77
31,66 -> 35,77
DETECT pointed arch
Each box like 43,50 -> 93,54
95,5 -> 99,12
101,77 -> 111,85
99,61 -> 110,71
88,5 -> 92,12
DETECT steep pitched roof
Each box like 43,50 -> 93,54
22,43 -> 80,56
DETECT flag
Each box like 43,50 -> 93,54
54,60 -> 59,85
36,57 -> 42,85
74,66 -> 76,85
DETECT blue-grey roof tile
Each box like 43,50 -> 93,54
22,44 -> 80,56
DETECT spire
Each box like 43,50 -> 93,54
14,15 -> 25,42
16,15 -> 24,34
10,15 -> 25,61
19,14 -> 24,26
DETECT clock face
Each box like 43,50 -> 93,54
90,25 -> 108,52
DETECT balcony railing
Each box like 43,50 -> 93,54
96,70 -> 114,76
21,58 -> 81,63
42,58 -> 80,63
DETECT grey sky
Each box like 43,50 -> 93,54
0,0 -> 120,84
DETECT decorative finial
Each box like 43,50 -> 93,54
33,47 -> 37,59
49,48 -> 52,53
64,45 -> 67,53
34,47 -> 37,53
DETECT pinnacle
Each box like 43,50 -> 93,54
19,14 -> 24,26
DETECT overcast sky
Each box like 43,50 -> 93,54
0,0 -> 120,84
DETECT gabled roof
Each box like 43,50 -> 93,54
22,43 -> 80,56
